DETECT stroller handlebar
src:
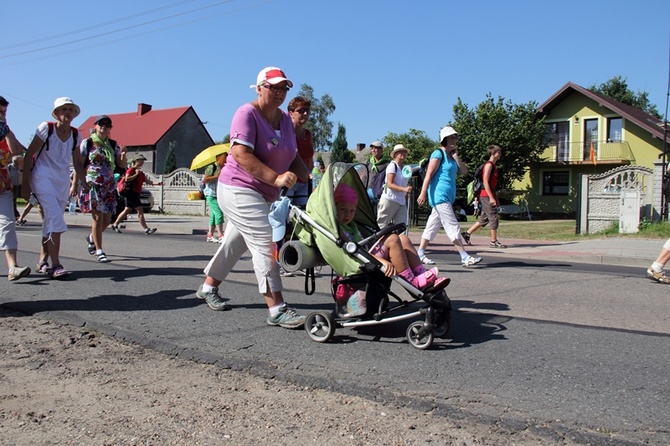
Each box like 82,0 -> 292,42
359,223 -> 406,247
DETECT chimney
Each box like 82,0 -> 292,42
356,143 -> 365,152
137,103 -> 152,116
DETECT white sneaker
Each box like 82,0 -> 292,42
420,255 -> 435,265
461,256 -> 482,267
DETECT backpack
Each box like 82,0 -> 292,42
198,176 -> 207,199
31,122 -> 80,171
370,161 -> 397,200
466,162 -> 487,204
82,136 -> 117,170
417,149 -> 446,186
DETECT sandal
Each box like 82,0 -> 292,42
36,261 -> 50,275
97,252 -> 110,263
411,270 -> 437,290
50,264 -> 71,280
424,277 -> 451,293
85,235 -> 96,255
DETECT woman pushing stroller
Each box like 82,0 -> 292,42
334,183 -> 446,291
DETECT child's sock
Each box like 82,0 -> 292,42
399,268 -> 415,282
412,265 -> 426,275
459,251 -> 469,261
651,262 -> 664,273
417,249 -> 425,258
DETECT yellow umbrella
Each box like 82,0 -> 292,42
190,143 -> 230,170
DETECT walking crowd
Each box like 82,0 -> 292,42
4,66 -> 666,339
1,96 -> 160,281
0,66 -> 511,331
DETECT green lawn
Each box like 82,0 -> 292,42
411,217 -> 670,241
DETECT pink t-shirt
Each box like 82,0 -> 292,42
219,103 -> 297,202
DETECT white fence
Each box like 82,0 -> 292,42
145,168 -> 208,215
579,165 -> 653,234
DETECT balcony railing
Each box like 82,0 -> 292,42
541,140 -> 635,164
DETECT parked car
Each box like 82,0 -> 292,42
140,188 -> 155,213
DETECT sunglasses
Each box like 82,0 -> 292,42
262,84 -> 290,93
97,122 -> 113,128
293,107 -> 310,114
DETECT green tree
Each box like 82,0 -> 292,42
381,128 -> 436,165
452,94 -> 547,191
329,123 -> 354,163
213,135 -> 229,145
163,140 -> 177,174
589,76 -> 661,118
295,84 -> 336,152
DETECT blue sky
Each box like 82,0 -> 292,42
2,0 -> 669,151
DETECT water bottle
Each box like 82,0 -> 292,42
68,197 -> 76,215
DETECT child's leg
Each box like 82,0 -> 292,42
399,234 -> 421,268
383,233 -> 410,272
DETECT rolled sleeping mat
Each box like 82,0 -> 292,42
187,191 -> 202,200
278,240 -> 327,272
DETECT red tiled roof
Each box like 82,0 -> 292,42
78,105 -> 191,147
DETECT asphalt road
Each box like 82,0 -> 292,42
2,225 -> 669,445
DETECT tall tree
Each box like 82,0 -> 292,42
381,128 -> 436,165
329,123 -> 354,163
589,76 -> 661,118
163,140 -> 177,174
452,94 -> 547,191
295,84 -> 336,152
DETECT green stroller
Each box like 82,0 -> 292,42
278,162 -> 451,349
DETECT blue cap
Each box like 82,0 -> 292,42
268,196 -> 291,242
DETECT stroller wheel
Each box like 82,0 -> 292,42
406,321 -> 434,350
305,311 -> 336,343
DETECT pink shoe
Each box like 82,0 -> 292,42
428,276 -> 450,291
411,270 -> 437,290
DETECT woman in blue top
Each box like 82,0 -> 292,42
416,126 -> 482,267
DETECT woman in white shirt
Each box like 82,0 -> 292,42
376,144 -> 412,230
22,97 -> 82,279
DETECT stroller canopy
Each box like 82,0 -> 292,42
298,162 -> 379,277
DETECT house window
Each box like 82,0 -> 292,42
543,171 -> 570,196
607,117 -> 622,142
544,122 -> 570,161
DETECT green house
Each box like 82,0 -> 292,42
519,82 -> 669,217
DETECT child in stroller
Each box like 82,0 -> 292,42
282,162 -> 452,348
334,183 -> 446,291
